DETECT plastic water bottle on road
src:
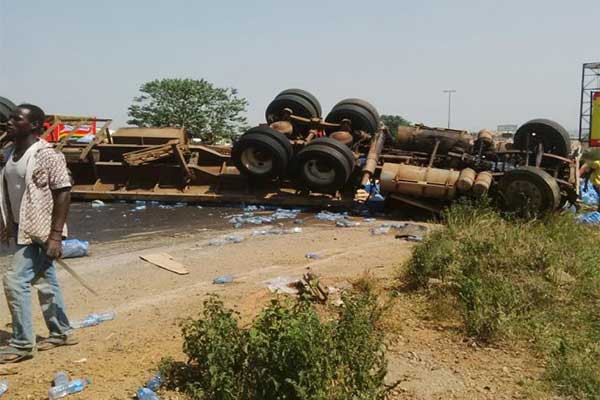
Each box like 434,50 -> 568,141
145,374 -> 162,392
53,371 -> 69,387
136,387 -> 160,399
48,378 -> 90,399
70,311 -> 116,329
0,379 -> 8,396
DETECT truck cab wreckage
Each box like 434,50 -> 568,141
0,90 -> 579,216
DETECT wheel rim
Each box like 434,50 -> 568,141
240,146 -> 273,175
303,158 -> 336,185
504,179 -> 544,211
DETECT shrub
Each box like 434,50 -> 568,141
405,202 -> 600,398
161,290 -> 389,400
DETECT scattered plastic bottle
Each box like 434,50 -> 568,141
70,311 -> 116,329
224,235 -> 244,243
369,226 -> 391,236
336,219 -> 359,227
48,378 -> 90,399
61,239 -> 90,258
91,200 -> 105,208
213,275 -> 234,284
315,210 -> 347,221
0,380 -> 7,396
53,371 -> 70,387
96,311 -> 116,322
395,234 -> 423,242
145,374 -> 162,392
136,387 -> 160,400
305,252 -> 321,260
208,239 -> 228,246
577,211 -> 600,225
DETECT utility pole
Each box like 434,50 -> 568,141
443,89 -> 456,128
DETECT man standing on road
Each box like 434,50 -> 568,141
0,104 -> 77,363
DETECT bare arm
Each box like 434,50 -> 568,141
46,187 -> 71,259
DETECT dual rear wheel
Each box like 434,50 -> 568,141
232,128 -> 355,193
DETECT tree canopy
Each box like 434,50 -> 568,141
127,78 -> 248,143
380,114 -> 411,134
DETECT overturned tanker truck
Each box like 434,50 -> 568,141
0,90 -> 579,215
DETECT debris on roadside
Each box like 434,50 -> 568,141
0,380 -> 7,396
48,377 -> 90,399
208,235 -> 245,246
369,226 -> 391,236
91,200 -> 105,208
136,387 -> 160,400
576,211 -> 600,225
53,371 -> 69,387
264,276 -> 301,294
363,217 -> 376,223
305,252 -> 321,260
336,218 -> 360,228
70,311 -> 116,329
228,208 -> 301,228
298,273 -> 328,303
144,374 -> 163,392
580,180 -> 599,206
252,227 -> 302,236
369,222 -> 429,237
62,239 -> 90,258
140,253 -> 189,275
213,275 -> 234,284
314,210 -> 348,221
395,234 -> 423,242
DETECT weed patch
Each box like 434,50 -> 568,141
405,203 -> 600,398
160,289 -> 389,400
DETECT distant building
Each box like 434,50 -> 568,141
497,124 -> 518,141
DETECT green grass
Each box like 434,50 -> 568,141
405,202 -> 600,399
159,288 -> 390,400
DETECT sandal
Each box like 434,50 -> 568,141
0,346 -> 34,364
37,335 -> 79,352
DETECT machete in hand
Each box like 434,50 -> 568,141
55,258 -> 99,296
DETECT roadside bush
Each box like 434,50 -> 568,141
160,290 -> 389,400
405,202 -> 600,398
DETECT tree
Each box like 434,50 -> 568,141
380,114 -> 411,134
127,78 -> 248,143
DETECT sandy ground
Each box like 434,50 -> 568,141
0,203 -> 543,399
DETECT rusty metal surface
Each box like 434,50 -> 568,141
111,127 -> 186,145
70,183 -> 353,207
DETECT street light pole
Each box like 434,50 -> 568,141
443,89 -> 456,128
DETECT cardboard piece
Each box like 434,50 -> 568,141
140,253 -> 189,275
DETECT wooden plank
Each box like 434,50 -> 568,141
140,253 -> 189,275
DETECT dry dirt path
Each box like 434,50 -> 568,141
0,208 -> 541,399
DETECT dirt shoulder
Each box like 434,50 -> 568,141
0,210 -> 542,399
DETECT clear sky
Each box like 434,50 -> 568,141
0,0 -> 598,133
